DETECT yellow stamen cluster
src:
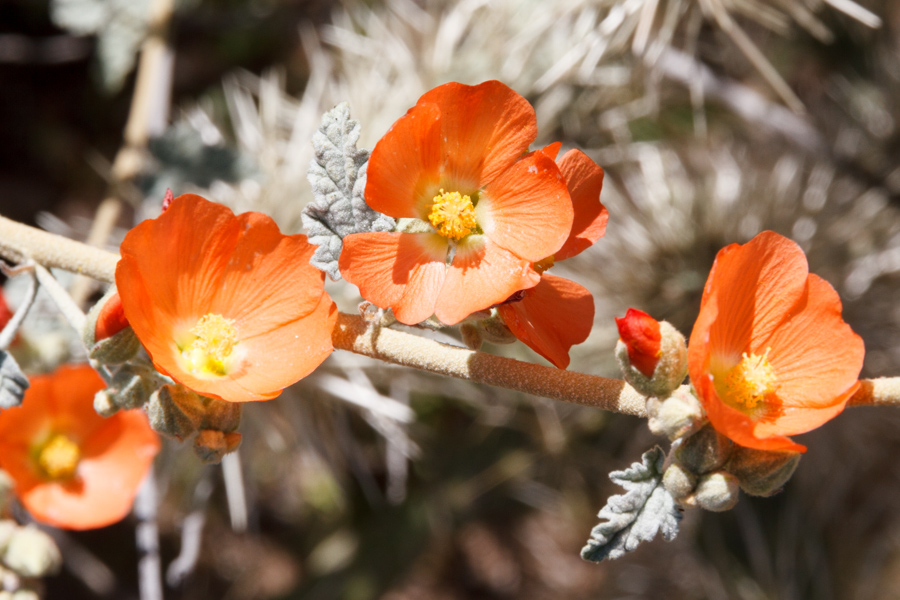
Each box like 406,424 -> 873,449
37,434 -> 81,480
428,189 -> 477,240
182,313 -> 238,376
722,350 -> 777,409
534,255 -> 555,274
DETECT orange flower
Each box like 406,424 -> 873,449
116,194 -> 338,403
0,365 -> 160,530
496,143 -> 607,368
688,231 -> 864,452
339,81 -> 574,326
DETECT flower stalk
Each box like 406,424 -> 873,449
0,213 -> 896,416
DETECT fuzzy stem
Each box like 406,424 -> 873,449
0,214 -> 898,415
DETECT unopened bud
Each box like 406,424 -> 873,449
690,471 -> 740,512
2,526 -> 61,578
460,323 -> 483,350
725,446 -> 802,497
646,387 -> 705,440
478,314 -> 517,344
146,385 -> 205,441
675,424 -> 734,475
200,397 -> 241,433
93,389 -> 119,417
193,430 -> 241,464
84,288 -> 139,364
108,366 -> 155,410
616,310 -> 687,398
662,462 -> 697,500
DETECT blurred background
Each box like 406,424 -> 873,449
3,0 -> 900,598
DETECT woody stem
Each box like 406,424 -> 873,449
0,213 -> 895,415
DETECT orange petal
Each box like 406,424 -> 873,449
365,102 -> 442,219
704,232 -> 810,367
418,81 -> 537,189
95,292 -> 129,341
117,194 -> 239,321
497,273 -> 594,368
751,274 -> 863,425
22,410 -> 160,530
538,142 -> 562,160
435,236 -> 540,325
339,232 -> 448,325
553,149 -> 607,261
210,213 -> 324,336
225,293 -> 339,402
478,150 -> 573,262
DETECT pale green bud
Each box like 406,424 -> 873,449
725,447 -> 802,497
690,471 -> 740,512
87,327 -> 140,365
646,387 -> 705,440
93,389 -> 119,417
83,286 -> 140,365
662,462 -> 697,500
3,526 -> 61,578
193,430 -> 242,464
146,385 -> 205,441
108,366 -> 155,410
11,590 -> 39,600
675,424 -> 734,475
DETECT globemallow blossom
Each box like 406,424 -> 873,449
116,194 -> 338,403
688,231 -> 865,452
339,80 -> 574,326
0,365 -> 160,530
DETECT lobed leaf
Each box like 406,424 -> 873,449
303,103 -> 395,280
581,446 -> 681,562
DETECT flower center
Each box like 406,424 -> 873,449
722,350 -> 777,409
37,434 -> 81,480
534,256 -> 555,274
182,313 -> 238,376
428,189 -> 477,240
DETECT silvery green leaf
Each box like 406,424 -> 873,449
581,446 -> 681,562
303,103 -> 395,280
50,0 -> 110,35
0,351 -> 29,410
50,0 -> 153,92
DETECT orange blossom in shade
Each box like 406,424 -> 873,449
615,308 -> 662,377
495,142 -> 607,369
338,80 -> 574,326
687,231 -> 865,453
0,365 -> 160,530
116,194 -> 338,403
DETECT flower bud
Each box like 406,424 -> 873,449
690,471 -> 740,512
146,384 -> 205,441
646,387 -> 705,440
460,323 -> 483,350
193,430 -> 241,464
478,314 -> 517,344
725,446 -> 802,497
675,423 -> 734,475
616,310 -> 687,398
84,288 -> 140,364
662,462 -> 697,500
93,389 -> 119,417
2,526 -> 61,578
107,366 -> 155,410
200,397 -> 241,434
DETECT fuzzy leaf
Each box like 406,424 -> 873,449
581,446 -> 681,562
0,351 -> 29,410
50,0 -> 153,91
303,103 -> 395,280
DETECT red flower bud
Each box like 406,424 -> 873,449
615,308 -> 662,377
95,293 -> 130,341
